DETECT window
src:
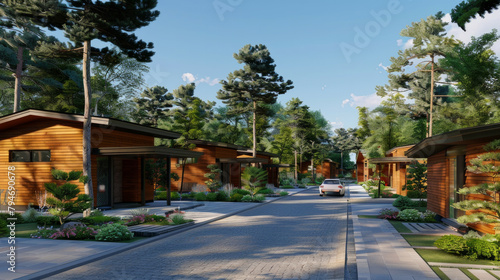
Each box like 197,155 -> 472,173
10,150 -> 51,162
177,157 -> 198,164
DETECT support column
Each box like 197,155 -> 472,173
140,157 -> 145,206
167,156 -> 171,206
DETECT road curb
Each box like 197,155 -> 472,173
17,188 -> 310,280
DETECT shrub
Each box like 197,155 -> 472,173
241,167 -> 268,196
406,190 -> 425,198
129,208 -> 149,216
171,192 -> 181,200
31,226 -> 58,239
206,192 -> 218,201
216,191 -> 228,201
154,191 -> 167,200
397,209 -> 422,222
241,195 -> 253,202
481,234 -> 500,243
170,214 -> 190,225
301,177 -> 311,186
463,230 -> 482,240
144,214 -> 167,223
257,188 -> 274,195
378,208 -> 399,220
0,213 -> 24,224
181,193 -> 191,200
194,192 -> 207,201
466,238 -> 500,260
280,185 -> 294,189
434,235 -> 469,255
392,196 -> 413,209
254,194 -> 266,202
95,223 -> 133,241
81,216 -> 121,226
50,225 -> 98,240
422,210 -> 437,223
229,193 -> 243,202
231,189 -> 251,196
0,219 -> 7,236
392,194 -> 401,198
36,216 -> 59,227
22,207 -> 40,223
89,209 -> 104,217
279,191 -> 289,196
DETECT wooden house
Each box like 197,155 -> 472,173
406,123 -> 500,234
368,145 -> 425,195
0,109 -> 201,210
356,151 -> 373,182
170,140 -> 279,191
299,159 -> 339,179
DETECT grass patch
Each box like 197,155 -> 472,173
15,223 -> 46,238
416,249 -> 500,266
431,267 -> 450,280
357,215 -> 379,219
389,220 -> 412,233
402,234 -> 440,247
460,268 -> 481,280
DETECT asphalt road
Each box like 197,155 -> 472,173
47,189 -> 349,280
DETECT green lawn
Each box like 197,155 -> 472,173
402,234 -> 440,247
416,249 -> 500,266
357,215 -> 378,219
389,220 -> 412,233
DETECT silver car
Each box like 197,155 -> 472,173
319,179 -> 345,196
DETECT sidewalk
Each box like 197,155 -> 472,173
0,188 -> 306,280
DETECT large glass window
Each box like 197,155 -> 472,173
177,157 -> 198,164
10,150 -> 51,162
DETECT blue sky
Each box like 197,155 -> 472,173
128,0 -> 499,133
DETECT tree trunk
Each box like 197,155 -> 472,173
294,150 -> 298,184
180,159 -> 186,193
252,101 -> 257,158
428,54 -> 435,137
13,46 -> 24,113
82,40 -> 94,210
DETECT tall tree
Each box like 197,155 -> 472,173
9,0 -> 160,207
331,128 -> 361,175
133,86 -> 173,127
217,44 -> 293,158
378,13 -> 458,137
451,0 -> 500,30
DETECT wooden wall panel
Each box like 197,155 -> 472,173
427,150 -> 448,217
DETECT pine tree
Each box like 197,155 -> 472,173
453,140 -> 500,231
133,86 -> 173,127
7,0 -> 160,207
451,0 -> 500,30
217,44 -> 293,158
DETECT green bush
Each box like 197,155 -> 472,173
254,194 -> 266,202
257,188 -> 274,194
22,208 -> 40,223
0,213 -> 24,223
194,192 -> 207,201
216,191 -> 228,201
434,235 -> 469,255
95,223 -> 133,242
171,192 -> 180,200
241,195 -> 253,202
393,196 -> 413,209
397,209 -> 422,222
407,190 -> 426,198
89,209 -> 104,217
280,185 -> 294,189
30,227 -> 58,239
181,193 -> 191,200
156,191 -> 181,200
157,187 -> 166,191
466,238 -> 500,260
0,219 -> 7,236
206,192 -> 218,201
36,216 -> 60,227
170,214 -> 190,225
81,216 -> 121,225
422,210 -> 437,223
279,191 -> 289,196
229,193 -> 243,202
231,189 -> 251,196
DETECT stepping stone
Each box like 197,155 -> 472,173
469,269 -> 497,280
490,270 -> 500,277
439,268 -> 469,280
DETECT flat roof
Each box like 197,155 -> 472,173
0,109 -> 181,139
406,122 -> 500,158
189,139 -> 278,157
93,146 -> 203,158
368,157 -> 426,164
218,157 -> 268,163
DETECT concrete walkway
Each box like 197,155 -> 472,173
0,188 -> 305,280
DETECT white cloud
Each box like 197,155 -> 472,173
329,121 -> 344,130
181,73 -> 220,86
321,84 -> 327,91
198,77 -> 220,86
403,39 -> 414,50
397,39 -> 403,46
341,99 -> 350,107
181,73 -> 196,83
378,62 -> 388,71
348,92 -> 384,109
443,9 -> 500,55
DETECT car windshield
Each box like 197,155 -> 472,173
324,179 -> 340,184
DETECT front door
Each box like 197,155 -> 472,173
96,157 -> 111,207
448,154 -> 466,219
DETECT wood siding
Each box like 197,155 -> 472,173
0,118 -> 156,209
427,150 -> 448,218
